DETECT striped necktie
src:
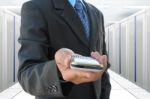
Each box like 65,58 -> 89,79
74,0 -> 90,40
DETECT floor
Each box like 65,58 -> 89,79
0,70 -> 150,99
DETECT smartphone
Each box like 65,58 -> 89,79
70,55 -> 104,72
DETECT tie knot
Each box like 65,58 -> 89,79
75,0 -> 84,10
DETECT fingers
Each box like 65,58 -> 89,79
62,69 -> 103,84
91,52 -> 107,66
91,52 -> 103,63
55,48 -> 74,72
73,71 -> 103,84
63,69 -> 90,81
103,55 -> 107,66
63,54 -> 72,69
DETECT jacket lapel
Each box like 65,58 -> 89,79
52,0 -> 89,48
85,3 -> 99,51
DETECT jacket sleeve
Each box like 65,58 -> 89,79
18,1 -> 64,97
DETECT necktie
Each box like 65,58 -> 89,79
74,0 -> 90,40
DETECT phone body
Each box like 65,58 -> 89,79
70,55 -> 104,72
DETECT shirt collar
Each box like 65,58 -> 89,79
68,0 -> 84,7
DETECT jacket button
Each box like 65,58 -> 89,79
48,85 -> 58,94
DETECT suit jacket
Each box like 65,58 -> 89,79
18,0 -> 111,99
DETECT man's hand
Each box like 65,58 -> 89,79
55,48 -> 74,72
55,48 -> 108,84
90,51 -> 108,78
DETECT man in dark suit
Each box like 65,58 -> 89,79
18,0 -> 111,99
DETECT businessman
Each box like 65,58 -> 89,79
18,0 -> 111,99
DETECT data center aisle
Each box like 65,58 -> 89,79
0,70 -> 150,99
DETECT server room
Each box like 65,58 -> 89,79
0,0 -> 150,99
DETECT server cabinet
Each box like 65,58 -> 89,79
109,24 -> 120,73
135,13 -> 144,87
147,33 -> 150,92
14,16 -> 21,82
105,28 -> 109,55
120,21 -> 128,78
146,10 -> 150,92
126,18 -> 136,83
147,23 -> 150,92
105,9 -> 150,93
5,13 -> 15,88
0,9 -> 21,92
106,24 -> 121,74
0,12 -> 3,92
110,26 -> 115,71
113,24 -> 120,74
108,26 -> 114,71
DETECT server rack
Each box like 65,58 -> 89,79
0,9 -> 7,91
108,24 -> 120,74
108,26 -> 114,71
105,28 -> 109,56
120,21 -> 128,79
14,14 -> 21,82
135,13 -> 144,87
5,12 -> 15,88
111,26 -> 116,72
147,15 -> 150,92
0,10 -> 3,92
113,24 -> 120,74
126,17 -> 136,83
144,9 -> 150,92
0,8 -> 20,92
106,8 -> 150,92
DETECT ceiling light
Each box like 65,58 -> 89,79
123,6 -> 150,9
